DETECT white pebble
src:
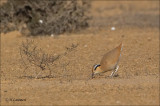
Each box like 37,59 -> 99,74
39,19 -> 43,24
111,27 -> 115,31
147,37 -> 151,41
116,100 -> 120,104
51,34 -> 54,37
84,45 -> 88,47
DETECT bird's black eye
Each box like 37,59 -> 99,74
93,64 -> 100,70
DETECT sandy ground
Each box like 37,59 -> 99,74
1,1 -> 159,105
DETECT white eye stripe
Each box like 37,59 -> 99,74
94,64 -> 100,70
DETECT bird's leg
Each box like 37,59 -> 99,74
110,65 -> 119,78
110,71 -> 114,78
114,65 -> 119,74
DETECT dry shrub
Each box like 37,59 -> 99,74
19,39 -> 78,78
0,0 -> 91,35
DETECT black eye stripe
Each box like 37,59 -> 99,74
94,64 -> 100,70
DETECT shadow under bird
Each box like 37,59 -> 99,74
92,43 -> 123,78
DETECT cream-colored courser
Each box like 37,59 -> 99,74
92,43 -> 123,78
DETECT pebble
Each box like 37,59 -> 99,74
111,27 -> 115,31
39,19 -> 43,24
147,37 -> 151,41
84,45 -> 88,48
51,34 -> 54,37
116,100 -> 120,104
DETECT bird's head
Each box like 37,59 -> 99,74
91,64 -> 102,78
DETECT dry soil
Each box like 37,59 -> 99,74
1,1 -> 159,105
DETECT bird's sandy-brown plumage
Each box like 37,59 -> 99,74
100,42 -> 122,72
92,43 -> 123,78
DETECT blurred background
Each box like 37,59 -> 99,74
0,0 -> 159,35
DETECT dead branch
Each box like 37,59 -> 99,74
19,39 -> 78,79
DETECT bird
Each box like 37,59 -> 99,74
92,42 -> 123,78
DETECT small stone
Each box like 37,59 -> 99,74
111,27 -> 115,31
116,100 -> 120,104
51,34 -> 54,37
147,37 -> 151,41
84,45 -> 88,47
39,19 -> 43,24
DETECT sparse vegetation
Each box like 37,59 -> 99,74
19,39 -> 78,78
